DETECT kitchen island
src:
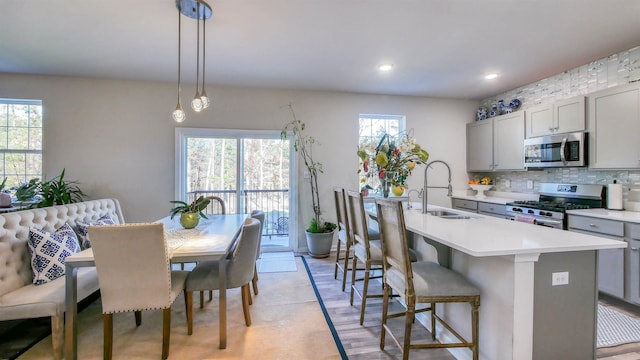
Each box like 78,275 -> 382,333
393,205 -> 626,360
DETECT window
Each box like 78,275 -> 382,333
358,114 -> 405,194
0,99 -> 43,187
175,128 -> 297,251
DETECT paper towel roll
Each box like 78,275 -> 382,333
608,183 -> 623,210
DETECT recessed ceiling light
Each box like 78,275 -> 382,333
484,73 -> 498,80
378,63 -> 394,72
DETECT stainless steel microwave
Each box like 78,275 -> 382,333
524,131 -> 587,168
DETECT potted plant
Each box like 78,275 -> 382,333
36,168 -> 85,207
0,178 -> 11,208
281,104 -> 337,258
169,196 -> 211,229
12,178 -> 40,204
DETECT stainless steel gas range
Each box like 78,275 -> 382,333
505,183 -> 606,230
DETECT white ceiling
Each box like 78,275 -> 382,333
1,0 -> 640,100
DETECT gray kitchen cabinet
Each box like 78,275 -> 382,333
525,96 -> 585,138
467,111 -> 525,172
588,82 -> 640,169
629,224 -> 640,304
467,120 -> 493,171
568,215 -> 625,299
478,201 -> 507,218
452,198 -> 478,212
452,198 -> 507,219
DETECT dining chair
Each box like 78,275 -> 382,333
205,195 -> 226,215
346,190 -> 418,325
375,199 -> 480,360
250,209 -> 265,297
88,223 -> 189,360
185,217 -> 261,334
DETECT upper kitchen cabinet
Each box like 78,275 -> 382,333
525,96 -> 585,138
467,111 -> 525,172
588,82 -> 640,169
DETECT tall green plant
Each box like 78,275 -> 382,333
36,168 -> 85,207
281,104 -> 336,233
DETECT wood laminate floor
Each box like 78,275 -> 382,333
304,252 -> 640,360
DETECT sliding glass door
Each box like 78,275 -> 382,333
175,128 -> 296,252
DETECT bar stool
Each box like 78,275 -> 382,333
346,190 -> 417,325
333,187 -> 352,291
375,198 -> 480,360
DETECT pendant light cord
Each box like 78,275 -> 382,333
195,4 -> 200,94
201,6 -> 206,93
177,6 -> 182,101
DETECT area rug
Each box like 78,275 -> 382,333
598,304 -> 640,348
257,251 -> 297,273
15,257 -> 341,359
299,256 -> 348,360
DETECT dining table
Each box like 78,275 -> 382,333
64,213 -> 248,360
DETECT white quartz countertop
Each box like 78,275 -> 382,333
399,205 -> 626,257
566,208 -> 640,223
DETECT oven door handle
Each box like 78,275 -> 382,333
534,218 -> 563,228
560,136 -> 568,164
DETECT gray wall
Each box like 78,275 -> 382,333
0,73 -> 477,249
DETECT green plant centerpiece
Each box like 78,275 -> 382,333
281,104 -> 337,258
170,196 -> 211,229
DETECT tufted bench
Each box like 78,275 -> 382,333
0,198 -> 124,359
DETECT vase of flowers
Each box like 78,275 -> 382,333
358,130 -> 429,198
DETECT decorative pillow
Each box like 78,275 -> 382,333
76,215 -> 116,249
28,224 -> 81,285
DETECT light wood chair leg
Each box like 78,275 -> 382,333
431,302 -> 436,340
349,256 -> 358,305
403,306 -> 415,360
359,262 -> 371,325
241,284 -> 252,326
135,310 -> 142,326
341,243 -> 351,292
50,315 -> 63,360
252,266 -> 259,295
334,239 -> 342,279
103,313 -> 113,360
162,308 -> 171,360
380,284 -> 390,350
472,301 -> 479,360
186,291 -> 193,335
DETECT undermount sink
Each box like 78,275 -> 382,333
427,210 -> 471,219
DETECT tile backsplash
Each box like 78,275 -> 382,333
480,46 -> 640,110
474,44 -> 640,198
474,169 -> 640,195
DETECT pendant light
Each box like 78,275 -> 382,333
173,0 -> 212,122
172,5 -> 185,123
190,4 -> 203,112
199,9 -> 210,109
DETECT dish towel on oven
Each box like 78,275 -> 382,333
515,215 -> 536,224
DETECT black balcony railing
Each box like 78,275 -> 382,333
187,189 -> 289,237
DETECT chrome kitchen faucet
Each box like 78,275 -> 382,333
422,160 -> 452,214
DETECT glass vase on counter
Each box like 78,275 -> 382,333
379,171 -> 397,198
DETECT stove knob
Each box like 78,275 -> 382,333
528,209 -> 534,214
